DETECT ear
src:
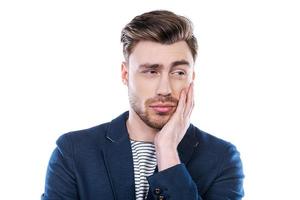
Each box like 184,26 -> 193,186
121,61 -> 129,86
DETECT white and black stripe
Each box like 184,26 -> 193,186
130,140 -> 157,200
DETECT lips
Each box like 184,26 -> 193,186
149,103 -> 176,113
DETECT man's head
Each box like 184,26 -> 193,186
121,10 -> 198,130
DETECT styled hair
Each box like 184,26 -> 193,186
121,10 -> 198,61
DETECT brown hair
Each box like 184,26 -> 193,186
121,10 -> 198,61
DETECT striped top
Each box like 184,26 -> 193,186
130,140 -> 157,200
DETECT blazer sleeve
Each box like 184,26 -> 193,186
41,134 -> 79,200
146,144 -> 244,200
147,164 -> 200,200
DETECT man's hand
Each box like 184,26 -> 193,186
154,82 -> 194,171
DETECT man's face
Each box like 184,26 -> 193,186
122,41 -> 195,130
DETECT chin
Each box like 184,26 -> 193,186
147,114 -> 171,129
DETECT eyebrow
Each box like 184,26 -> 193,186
138,59 -> 191,70
139,63 -> 161,70
171,60 -> 191,68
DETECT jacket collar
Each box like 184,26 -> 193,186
105,111 -> 130,143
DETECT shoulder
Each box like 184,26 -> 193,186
191,124 -> 236,153
189,124 -> 242,170
187,125 -> 244,187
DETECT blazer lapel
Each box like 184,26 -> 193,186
102,111 -> 135,200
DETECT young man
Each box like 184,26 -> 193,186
42,10 -> 244,200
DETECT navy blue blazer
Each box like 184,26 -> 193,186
42,111 -> 244,200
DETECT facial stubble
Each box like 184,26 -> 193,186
128,89 -> 178,130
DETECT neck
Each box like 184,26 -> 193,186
126,108 -> 158,143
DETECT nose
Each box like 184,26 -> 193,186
156,73 -> 172,97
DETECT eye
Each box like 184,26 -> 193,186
148,70 -> 158,74
142,69 -> 159,77
171,70 -> 186,77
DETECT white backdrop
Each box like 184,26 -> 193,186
0,0 -> 299,199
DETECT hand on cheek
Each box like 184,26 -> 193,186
154,82 -> 194,171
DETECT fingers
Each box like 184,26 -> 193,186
184,82 -> 194,119
174,82 -> 194,120
175,87 -> 187,117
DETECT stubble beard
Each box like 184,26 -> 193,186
128,90 -> 177,130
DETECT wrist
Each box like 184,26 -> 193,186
155,147 -> 180,171
154,140 -> 177,151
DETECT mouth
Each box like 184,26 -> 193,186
149,103 -> 176,113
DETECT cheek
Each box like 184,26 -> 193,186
129,76 -> 156,101
171,79 -> 190,98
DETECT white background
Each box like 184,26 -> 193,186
0,0 -> 299,199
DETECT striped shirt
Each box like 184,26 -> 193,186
130,140 -> 157,200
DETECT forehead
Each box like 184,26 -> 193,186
129,41 -> 194,67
